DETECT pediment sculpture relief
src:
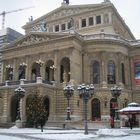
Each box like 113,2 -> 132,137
16,35 -> 50,47
48,8 -> 93,20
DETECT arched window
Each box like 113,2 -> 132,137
60,57 -> 70,83
121,63 -> 125,84
18,66 -> 26,80
107,60 -> 116,84
45,60 -> 54,82
92,61 -> 100,84
31,63 -> 40,81
6,67 -> 13,81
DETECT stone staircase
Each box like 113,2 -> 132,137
0,122 -> 15,128
45,120 -> 113,129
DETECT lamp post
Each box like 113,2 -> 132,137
15,86 -> 25,120
110,85 -> 121,126
77,84 -> 94,135
63,85 -> 74,120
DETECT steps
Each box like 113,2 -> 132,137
45,120 -> 112,129
0,122 -> 15,128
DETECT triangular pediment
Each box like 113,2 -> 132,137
14,33 -> 50,47
18,34 -> 49,47
23,3 -> 106,29
46,4 -> 103,21
3,32 -> 70,49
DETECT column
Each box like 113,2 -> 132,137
86,17 -> 89,26
13,58 -> 17,81
100,51 -> 107,88
26,56 -> 31,80
65,22 -> 68,30
53,25 -> 55,32
54,50 -> 59,82
2,91 -> 8,122
117,52 -> 121,85
108,12 -> 112,24
83,52 -> 88,83
59,24 -> 61,32
40,65 -> 45,78
93,15 -> 96,25
20,98 -> 26,127
79,18 -> 81,29
101,14 -> 104,24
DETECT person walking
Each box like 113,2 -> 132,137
110,117 -> 114,128
129,117 -> 133,129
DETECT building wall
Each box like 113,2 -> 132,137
0,1 -> 139,125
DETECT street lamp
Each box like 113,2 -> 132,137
110,85 -> 122,126
77,83 -> 94,135
63,85 -> 74,120
15,87 -> 25,120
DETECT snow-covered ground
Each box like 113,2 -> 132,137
0,126 -> 140,140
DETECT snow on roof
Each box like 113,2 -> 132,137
118,102 -> 140,114
128,102 -> 140,107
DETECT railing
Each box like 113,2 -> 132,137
24,80 -> 36,84
82,33 -> 129,43
79,33 -> 140,46
7,80 -> 20,86
0,78 -> 54,87
43,80 -> 53,85
0,82 -> 5,86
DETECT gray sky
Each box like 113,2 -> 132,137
0,0 -> 140,39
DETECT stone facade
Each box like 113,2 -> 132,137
0,1 -> 140,127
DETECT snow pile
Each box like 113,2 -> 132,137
96,129 -> 128,136
31,133 -> 96,140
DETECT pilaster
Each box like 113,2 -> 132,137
100,51 -> 107,88
2,91 -> 9,122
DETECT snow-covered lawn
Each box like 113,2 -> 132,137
0,126 -> 140,140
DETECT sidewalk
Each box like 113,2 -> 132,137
0,126 -> 140,140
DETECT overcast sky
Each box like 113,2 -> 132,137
0,0 -> 140,39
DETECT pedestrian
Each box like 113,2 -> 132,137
129,117 -> 133,129
110,117 -> 114,128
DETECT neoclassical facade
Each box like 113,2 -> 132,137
0,0 -> 140,127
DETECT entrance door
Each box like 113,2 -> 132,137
92,98 -> 101,121
11,96 -> 18,122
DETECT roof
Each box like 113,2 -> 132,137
118,102 -> 140,115
22,1 -> 135,40
23,3 -> 105,29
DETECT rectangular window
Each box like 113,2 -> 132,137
81,19 -> 86,27
55,25 -> 59,32
61,24 -> 65,31
96,15 -> 101,24
89,17 -> 94,26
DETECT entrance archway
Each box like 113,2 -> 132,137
10,96 -> 18,122
91,98 -> 101,121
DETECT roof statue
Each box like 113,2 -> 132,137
63,0 -> 69,4
104,0 -> 111,2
